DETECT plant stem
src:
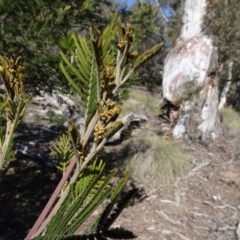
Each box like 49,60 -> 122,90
25,158 -> 76,240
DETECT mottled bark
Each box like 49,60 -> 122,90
162,0 -> 222,143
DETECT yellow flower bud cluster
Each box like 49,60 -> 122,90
94,121 -> 105,143
78,148 -> 86,162
117,22 -> 134,52
117,40 -> 127,52
100,65 -> 116,94
4,57 -> 25,89
95,101 -> 122,143
104,65 -> 115,81
116,20 -> 138,66
9,77 -> 19,89
98,101 -> 121,125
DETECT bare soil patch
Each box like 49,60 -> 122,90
111,138 -> 240,240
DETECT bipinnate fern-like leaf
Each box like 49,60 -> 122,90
60,34 -> 97,130
64,170 -> 116,235
45,161 -> 102,235
60,34 -> 92,100
60,33 -> 75,51
50,133 -> 74,172
68,119 -> 82,167
34,229 -> 135,240
101,188 -> 138,233
44,159 -> 116,236
34,162 -> 137,240
84,58 -> 98,130
7,97 -> 29,126
34,233 -> 107,240
91,171 -> 130,233
91,27 -> 103,88
46,161 -> 105,235
60,16 -> 118,132
102,14 -> 118,56
75,158 -> 105,196
0,130 -> 15,168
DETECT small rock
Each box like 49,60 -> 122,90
5,167 -> 15,175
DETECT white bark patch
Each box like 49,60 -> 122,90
180,0 -> 207,39
163,36 -> 215,103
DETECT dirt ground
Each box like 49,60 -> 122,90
1,89 -> 240,240
111,137 -> 240,240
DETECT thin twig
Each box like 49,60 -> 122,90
187,161 -> 210,178
203,201 -> 237,212
156,210 -> 182,225
174,177 -> 181,206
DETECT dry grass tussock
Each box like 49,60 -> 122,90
121,89 -> 160,116
220,106 -> 240,134
124,129 -> 189,185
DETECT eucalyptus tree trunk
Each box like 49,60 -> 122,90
218,61 -> 233,110
162,0 -> 222,144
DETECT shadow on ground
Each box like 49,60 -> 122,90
0,123 -> 62,240
0,123 -> 143,240
0,160 -> 61,240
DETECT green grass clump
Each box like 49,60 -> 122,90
125,130 -> 188,185
121,88 -> 160,116
220,106 -> 240,133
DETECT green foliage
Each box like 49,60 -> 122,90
0,0 -> 116,94
0,56 -> 29,172
120,2 -> 165,86
60,15 -> 119,129
59,33 -> 75,52
33,160 -> 137,240
204,0 -> 240,87
27,15 -> 163,239
163,12 -> 183,47
60,14 -> 163,134
117,0 -> 184,86
50,133 -> 74,172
